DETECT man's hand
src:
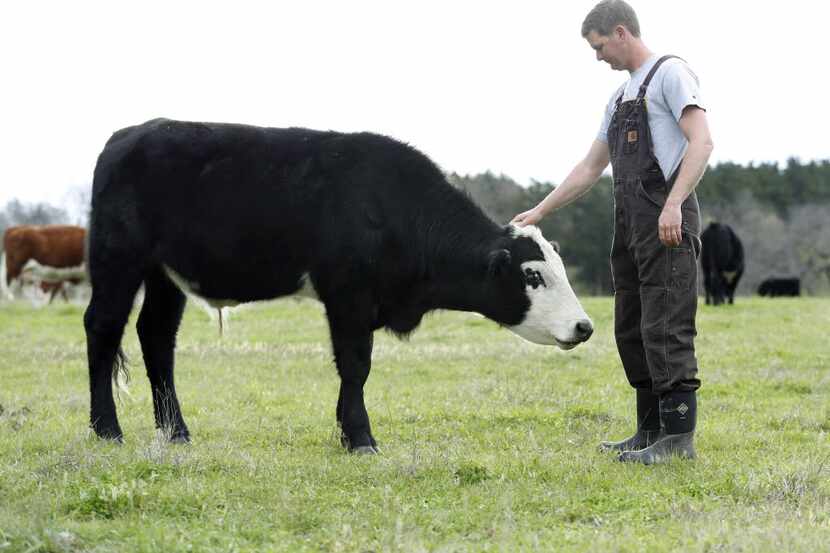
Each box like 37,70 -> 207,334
658,203 -> 683,246
511,208 -> 543,227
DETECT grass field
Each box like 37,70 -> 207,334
1,296 -> 828,552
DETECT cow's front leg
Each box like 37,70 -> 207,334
329,322 -> 377,454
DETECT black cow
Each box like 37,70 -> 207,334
700,222 -> 744,305
84,118 -> 593,452
758,277 -> 800,297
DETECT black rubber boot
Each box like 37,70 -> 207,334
618,391 -> 696,465
599,389 -> 661,452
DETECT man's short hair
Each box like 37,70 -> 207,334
582,0 -> 641,38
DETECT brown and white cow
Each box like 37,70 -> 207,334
1,225 -> 87,300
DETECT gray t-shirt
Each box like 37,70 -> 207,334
598,54 -> 705,181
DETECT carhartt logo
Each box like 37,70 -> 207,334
677,402 -> 689,416
627,130 -> 638,143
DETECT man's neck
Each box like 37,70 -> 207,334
627,42 -> 654,73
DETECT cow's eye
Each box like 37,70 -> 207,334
524,268 -> 546,289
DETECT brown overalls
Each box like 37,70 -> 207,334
608,55 -> 701,396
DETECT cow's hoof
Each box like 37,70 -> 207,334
340,430 -> 378,452
350,445 -> 380,455
157,423 -> 190,444
92,426 -> 124,443
169,433 -> 191,444
96,433 -> 124,444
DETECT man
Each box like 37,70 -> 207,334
512,0 -> 713,464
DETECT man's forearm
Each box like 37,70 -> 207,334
666,139 -> 714,208
537,161 -> 604,216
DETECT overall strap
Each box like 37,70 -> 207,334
637,55 -> 682,99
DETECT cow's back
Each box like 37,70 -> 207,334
90,119 -> 490,303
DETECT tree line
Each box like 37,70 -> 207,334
2,158 -> 828,295
0,199 -> 71,234
450,157 -> 830,295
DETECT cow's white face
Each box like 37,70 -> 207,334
505,225 -> 593,349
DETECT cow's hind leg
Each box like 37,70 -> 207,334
137,267 -> 189,442
727,268 -> 743,304
85,269 -> 144,441
326,297 -> 378,454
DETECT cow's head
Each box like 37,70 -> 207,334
484,225 -> 593,349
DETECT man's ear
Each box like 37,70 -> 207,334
487,249 -> 512,277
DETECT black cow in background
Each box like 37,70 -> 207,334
700,222 -> 744,305
758,277 -> 800,297
84,119 -> 594,453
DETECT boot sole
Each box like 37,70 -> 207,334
615,433 -> 695,465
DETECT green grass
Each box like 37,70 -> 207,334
1,296 -> 829,552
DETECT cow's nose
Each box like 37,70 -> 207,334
575,319 -> 594,341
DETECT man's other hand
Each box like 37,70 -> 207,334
658,203 -> 683,246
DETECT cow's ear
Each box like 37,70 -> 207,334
487,249 -> 512,277
550,240 -> 561,254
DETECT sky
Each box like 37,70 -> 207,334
1,1 -> 827,211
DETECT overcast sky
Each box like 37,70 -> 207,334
2,1 -> 827,210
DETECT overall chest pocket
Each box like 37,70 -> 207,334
622,118 -> 640,155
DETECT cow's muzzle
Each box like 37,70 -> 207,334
554,319 -> 594,349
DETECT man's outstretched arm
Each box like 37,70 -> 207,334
512,139 -> 610,227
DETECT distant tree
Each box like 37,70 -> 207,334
784,158 -> 830,206
447,171 -> 526,224
0,211 -> 8,245
699,158 -> 830,217
3,199 -> 70,227
62,184 -> 92,226
789,204 -> 830,294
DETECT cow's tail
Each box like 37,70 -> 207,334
112,347 -> 132,399
0,252 -> 11,301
